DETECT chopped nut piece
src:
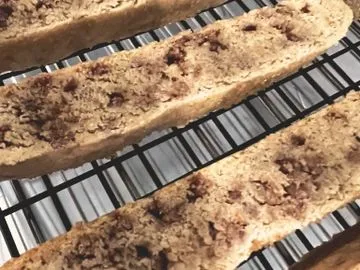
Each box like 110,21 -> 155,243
63,77 -> 78,93
242,24 -> 257,31
0,4 -> 13,28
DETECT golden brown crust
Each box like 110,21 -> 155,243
1,91 -> 359,270
0,0 -> 225,73
308,229 -> 360,270
293,223 -> 360,270
0,0 -> 353,180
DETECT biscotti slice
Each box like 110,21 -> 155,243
0,0 -> 353,180
2,91 -> 359,270
0,0 -> 225,73
345,0 -> 360,18
292,223 -> 360,270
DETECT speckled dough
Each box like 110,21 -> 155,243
1,91 -> 359,270
0,0 -> 225,73
0,0 -> 353,180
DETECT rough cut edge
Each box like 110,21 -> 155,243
0,0 -> 225,73
0,0 -> 353,180
1,91 -> 359,270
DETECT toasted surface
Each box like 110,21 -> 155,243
2,91 -> 359,270
0,0 -> 224,72
0,0 -> 353,180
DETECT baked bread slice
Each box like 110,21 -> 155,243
292,223 -> 360,270
345,0 -> 360,19
0,0 -> 353,180
2,90 -> 359,269
0,0 -> 225,73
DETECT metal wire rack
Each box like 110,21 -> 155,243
0,0 -> 359,269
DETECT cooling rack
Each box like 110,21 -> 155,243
0,0 -> 359,269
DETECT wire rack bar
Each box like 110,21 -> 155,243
0,0 -> 359,268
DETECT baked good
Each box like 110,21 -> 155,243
0,0 -> 353,180
2,90 -> 359,269
0,0 -> 225,73
291,222 -> 360,270
344,0 -> 360,19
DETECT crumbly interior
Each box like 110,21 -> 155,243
2,91 -> 359,270
0,0 -> 137,38
0,0 -> 345,162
